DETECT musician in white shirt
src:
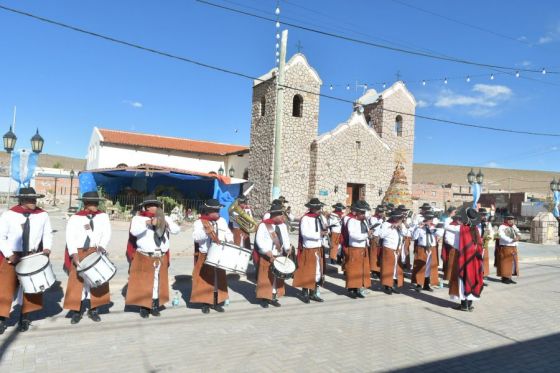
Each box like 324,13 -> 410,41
191,199 -> 234,314
497,215 -> 520,284
378,211 -> 406,295
368,205 -> 385,278
229,195 -> 253,251
478,208 -> 495,286
255,203 -> 291,308
0,188 -> 53,333
328,202 -> 345,264
412,214 -> 444,292
63,191 -> 112,324
125,196 -> 180,318
293,198 -> 327,303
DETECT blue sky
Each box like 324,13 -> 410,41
0,0 -> 559,172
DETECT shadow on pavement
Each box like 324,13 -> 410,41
391,332 -> 560,372
226,274 -> 258,304
171,275 -> 192,307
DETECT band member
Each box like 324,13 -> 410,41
255,203 -> 291,308
414,203 -> 432,226
443,215 -> 461,282
63,191 -> 111,324
378,211 -> 405,295
328,203 -> 345,264
396,205 -> 413,271
478,208 -> 495,286
341,201 -> 372,298
0,188 -> 53,333
497,215 -> 520,284
441,206 -> 456,277
412,214 -> 443,292
448,208 -> 484,311
293,198 -> 326,303
368,205 -> 385,278
229,195 -> 253,250
126,195 -> 180,318
191,199 -> 234,313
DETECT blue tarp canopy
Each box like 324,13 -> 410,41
78,165 -> 244,222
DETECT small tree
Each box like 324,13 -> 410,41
52,162 -> 63,169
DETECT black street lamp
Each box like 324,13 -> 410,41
467,168 -> 476,184
218,166 -> 224,175
228,166 -> 235,177
3,126 -> 17,153
68,169 -> 75,210
30,129 -> 44,154
476,169 -> 484,184
53,177 -> 58,206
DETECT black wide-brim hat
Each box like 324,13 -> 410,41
420,203 -> 432,210
139,194 -> 162,207
504,215 -> 515,220
269,203 -> 284,217
351,200 -> 371,212
460,207 -> 481,226
332,202 -> 346,210
77,191 -> 105,202
423,214 -> 436,221
204,198 -> 224,210
305,197 -> 325,208
388,210 -> 404,220
14,187 -> 44,199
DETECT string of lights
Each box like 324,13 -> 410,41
1,3 -> 559,138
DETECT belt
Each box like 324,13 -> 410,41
139,250 -> 164,258
417,245 -> 436,249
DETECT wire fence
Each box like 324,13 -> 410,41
104,194 -> 206,222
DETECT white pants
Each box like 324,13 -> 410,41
152,261 -> 161,300
425,250 -> 433,277
392,251 -> 399,280
314,252 -> 321,283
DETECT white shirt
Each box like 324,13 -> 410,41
193,217 -> 233,254
299,215 -> 323,249
413,224 -> 443,247
255,223 -> 290,255
345,217 -> 369,248
328,213 -> 343,234
444,223 -> 461,249
130,215 -> 180,254
66,212 -> 112,256
230,208 -> 254,229
0,209 -> 53,257
378,221 -> 403,250
369,215 -> 385,237
498,224 -> 518,247
263,210 -> 294,221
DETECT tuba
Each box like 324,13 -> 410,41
228,199 -> 257,233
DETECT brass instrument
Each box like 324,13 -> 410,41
506,225 -> 521,241
228,199 -> 257,233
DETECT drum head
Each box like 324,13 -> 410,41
273,257 -> 296,274
77,252 -> 102,272
16,254 -> 49,275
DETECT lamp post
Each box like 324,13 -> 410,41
467,168 -> 484,208
551,177 -> 559,218
228,166 -> 235,177
68,169 -> 75,210
53,177 -> 58,206
218,166 -> 224,176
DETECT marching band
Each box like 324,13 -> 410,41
0,190 -> 522,334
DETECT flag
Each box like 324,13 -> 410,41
11,149 -> 38,188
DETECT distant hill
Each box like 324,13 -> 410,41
0,151 -> 86,176
413,163 -> 557,194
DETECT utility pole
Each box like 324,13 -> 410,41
272,29 -> 288,200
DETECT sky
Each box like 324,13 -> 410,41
0,0 -> 559,172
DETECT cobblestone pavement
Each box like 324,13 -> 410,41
1,214 -> 559,372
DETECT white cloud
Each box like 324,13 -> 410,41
434,84 -> 513,112
417,99 -> 429,108
538,22 -> 560,44
483,162 -> 500,168
520,60 -> 531,67
122,100 -> 143,108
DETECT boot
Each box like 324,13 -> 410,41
71,301 -> 85,324
0,317 -> 6,335
356,288 -> 365,298
260,299 -> 269,308
423,278 -> 433,292
483,277 -> 489,287
383,286 -> 393,295
212,293 -> 225,312
201,304 -> 210,314
302,288 -> 310,304
88,308 -> 101,322
348,288 -> 357,299
270,296 -> 281,307
454,300 -> 468,311
151,299 -> 161,317
139,307 -> 150,318
414,284 -> 422,293
310,288 -> 324,303
467,300 -> 474,312
392,280 -> 401,294
18,313 -> 31,332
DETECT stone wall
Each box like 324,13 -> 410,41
531,212 -> 559,244
310,112 -> 394,210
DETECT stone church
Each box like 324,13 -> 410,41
248,53 -> 416,217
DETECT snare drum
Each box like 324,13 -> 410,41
271,256 -> 296,280
205,242 -> 252,274
77,252 -> 117,288
15,253 -> 56,294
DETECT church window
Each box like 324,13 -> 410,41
260,97 -> 266,116
395,115 -> 403,137
292,94 -> 303,117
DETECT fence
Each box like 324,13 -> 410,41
105,194 -> 206,221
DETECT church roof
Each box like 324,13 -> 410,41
315,112 -> 390,150
97,128 -> 249,156
356,81 -> 416,107
253,53 -> 322,87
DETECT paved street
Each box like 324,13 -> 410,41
1,211 -> 560,372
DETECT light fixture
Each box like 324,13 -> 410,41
276,33 -> 280,39
382,82 -> 386,88
515,71 -> 520,78
346,84 -> 350,90
276,21 -> 280,28
476,169 -> 484,184
490,74 -> 495,80
444,77 -> 448,84
31,129 -> 44,154
551,178 -> 558,192
422,80 -> 426,86
542,67 -> 547,75
275,7 -> 280,15
218,166 -> 224,175
3,126 -> 17,153
467,168 -> 476,184
466,76 -> 471,83
364,83 -> 368,90
228,166 -> 235,177
330,84 -> 333,91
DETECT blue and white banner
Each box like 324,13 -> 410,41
553,190 -> 560,218
471,183 -> 481,209
11,149 -> 38,188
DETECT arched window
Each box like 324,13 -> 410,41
292,94 -> 303,117
395,115 -> 403,137
116,163 -> 128,168
260,96 -> 266,116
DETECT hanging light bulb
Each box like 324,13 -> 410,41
275,43 -> 279,49
275,7 -> 280,15
542,67 -> 547,75
329,84 -> 333,91
276,51 -> 279,57
276,58 -> 280,64
422,80 -> 426,86
382,82 -> 386,88
346,84 -> 350,90
444,77 -> 448,84
466,76 -> 471,83
276,21 -> 280,28
490,74 -> 495,80
276,33 -> 280,39
515,71 -> 520,78
364,83 -> 368,90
